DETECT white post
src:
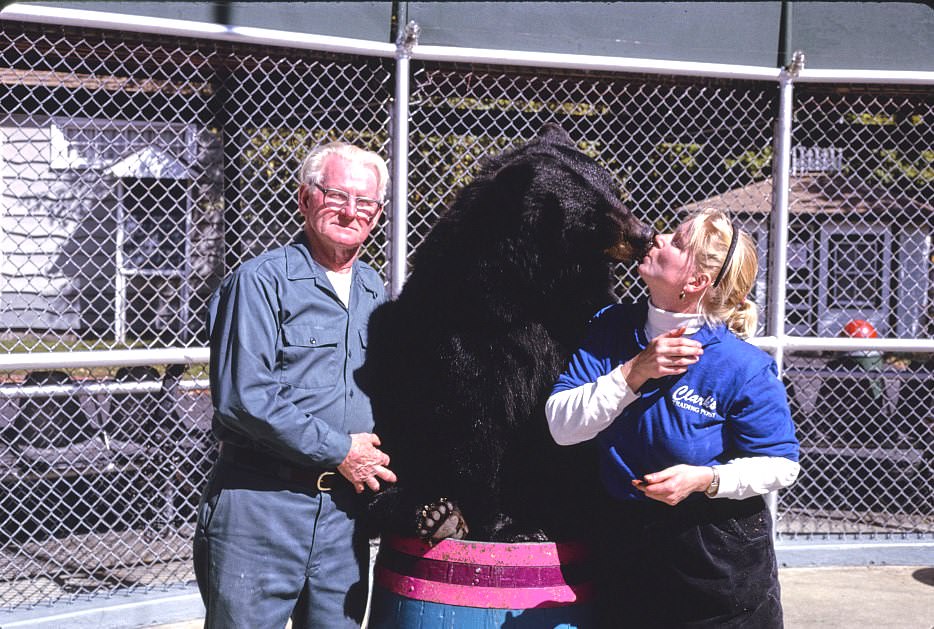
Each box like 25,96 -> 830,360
767,50 -> 804,536
389,21 -> 419,297
114,185 -> 128,344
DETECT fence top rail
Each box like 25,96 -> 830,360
0,378 -> 210,398
796,68 -> 934,85
0,339 -> 930,371
0,348 -> 210,371
4,3 -> 934,85
749,336 -> 934,354
409,44 -> 781,81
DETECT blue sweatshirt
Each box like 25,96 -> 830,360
551,301 -> 799,502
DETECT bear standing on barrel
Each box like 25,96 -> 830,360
359,124 -> 654,543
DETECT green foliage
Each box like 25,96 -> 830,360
424,96 -> 609,117
649,142 -> 702,176
837,109 -> 932,189
724,146 -> 773,181
868,149 -> 934,185
843,112 -> 898,126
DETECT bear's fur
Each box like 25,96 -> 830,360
360,124 -> 654,542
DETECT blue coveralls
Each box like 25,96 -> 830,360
193,233 -> 385,628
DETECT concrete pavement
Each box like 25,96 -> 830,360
148,565 -> 934,629
780,565 -> 933,628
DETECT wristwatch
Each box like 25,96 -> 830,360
705,466 -> 720,498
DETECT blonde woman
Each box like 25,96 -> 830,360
547,209 -> 799,628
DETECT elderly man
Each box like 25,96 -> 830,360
194,142 -> 396,628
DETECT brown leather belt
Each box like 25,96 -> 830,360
219,442 -> 340,491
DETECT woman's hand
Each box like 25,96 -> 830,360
620,327 -> 703,392
632,464 -> 714,505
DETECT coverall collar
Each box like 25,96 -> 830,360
285,232 -> 381,298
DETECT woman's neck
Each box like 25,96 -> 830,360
646,300 -> 704,339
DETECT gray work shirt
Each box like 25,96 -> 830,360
207,233 -> 385,468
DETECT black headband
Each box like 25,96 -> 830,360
712,220 -> 741,289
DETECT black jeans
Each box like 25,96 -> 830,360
596,495 -> 782,629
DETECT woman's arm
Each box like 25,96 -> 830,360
634,456 -> 800,504
547,327 -> 704,445
636,358 -> 801,505
545,367 -> 639,445
709,456 -> 800,499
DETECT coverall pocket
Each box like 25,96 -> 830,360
197,484 -> 228,538
280,324 -> 342,389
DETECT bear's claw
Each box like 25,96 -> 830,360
416,498 -> 469,544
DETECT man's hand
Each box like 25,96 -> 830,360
620,327 -> 703,392
337,432 -> 397,493
632,464 -> 713,505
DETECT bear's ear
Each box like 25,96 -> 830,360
537,123 -> 572,146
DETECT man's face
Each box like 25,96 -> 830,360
299,156 -> 383,252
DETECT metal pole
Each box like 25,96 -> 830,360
767,50 -> 804,535
768,51 -> 804,374
114,186 -> 128,344
389,21 -> 418,297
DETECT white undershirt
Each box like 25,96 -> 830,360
545,304 -> 799,499
326,269 -> 353,308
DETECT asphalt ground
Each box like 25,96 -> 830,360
151,565 -> 934,629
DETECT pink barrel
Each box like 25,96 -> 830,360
369,535 -> 595,628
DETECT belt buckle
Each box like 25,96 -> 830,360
316,471 -> 336,492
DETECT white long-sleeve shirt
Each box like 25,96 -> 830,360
545,304 -> 799,499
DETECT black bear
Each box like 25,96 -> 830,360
360,124 -> 654,543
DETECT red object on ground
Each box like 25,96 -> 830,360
842,319 -> 879,338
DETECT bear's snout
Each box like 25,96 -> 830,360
606,216 -> 657,263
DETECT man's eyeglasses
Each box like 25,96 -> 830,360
314,184 -> 383,220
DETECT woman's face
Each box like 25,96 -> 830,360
637,220 -> 695,301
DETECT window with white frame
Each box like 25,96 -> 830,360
818,224 -> 891,337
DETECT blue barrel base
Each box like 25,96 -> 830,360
368,586 -> 595,629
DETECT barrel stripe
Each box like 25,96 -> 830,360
377,545 -> 592,588
383,534 -> 591,566
374,566 -> 595,609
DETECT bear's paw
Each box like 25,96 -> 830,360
416,498 -> 469,544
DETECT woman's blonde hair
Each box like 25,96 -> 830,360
683,208 -> 759,338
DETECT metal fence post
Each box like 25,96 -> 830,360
767,50 -> 804,531
389,21 -> 419,298
769,51 -> 803,372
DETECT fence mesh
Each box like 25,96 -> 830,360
0,364 -> 214,608
0,20 -> 931,611
775,86 -> 933,538
0,22 -> 393,351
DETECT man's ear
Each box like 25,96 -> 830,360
298,183 -> 312,217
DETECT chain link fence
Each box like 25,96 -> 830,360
0,17 -> 931,612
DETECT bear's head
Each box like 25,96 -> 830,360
479,123 -> 654,261
408,123 -> 655,313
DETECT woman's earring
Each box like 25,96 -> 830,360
679,290 -> 685,301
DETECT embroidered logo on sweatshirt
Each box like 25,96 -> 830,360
671,385 -> 718,418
